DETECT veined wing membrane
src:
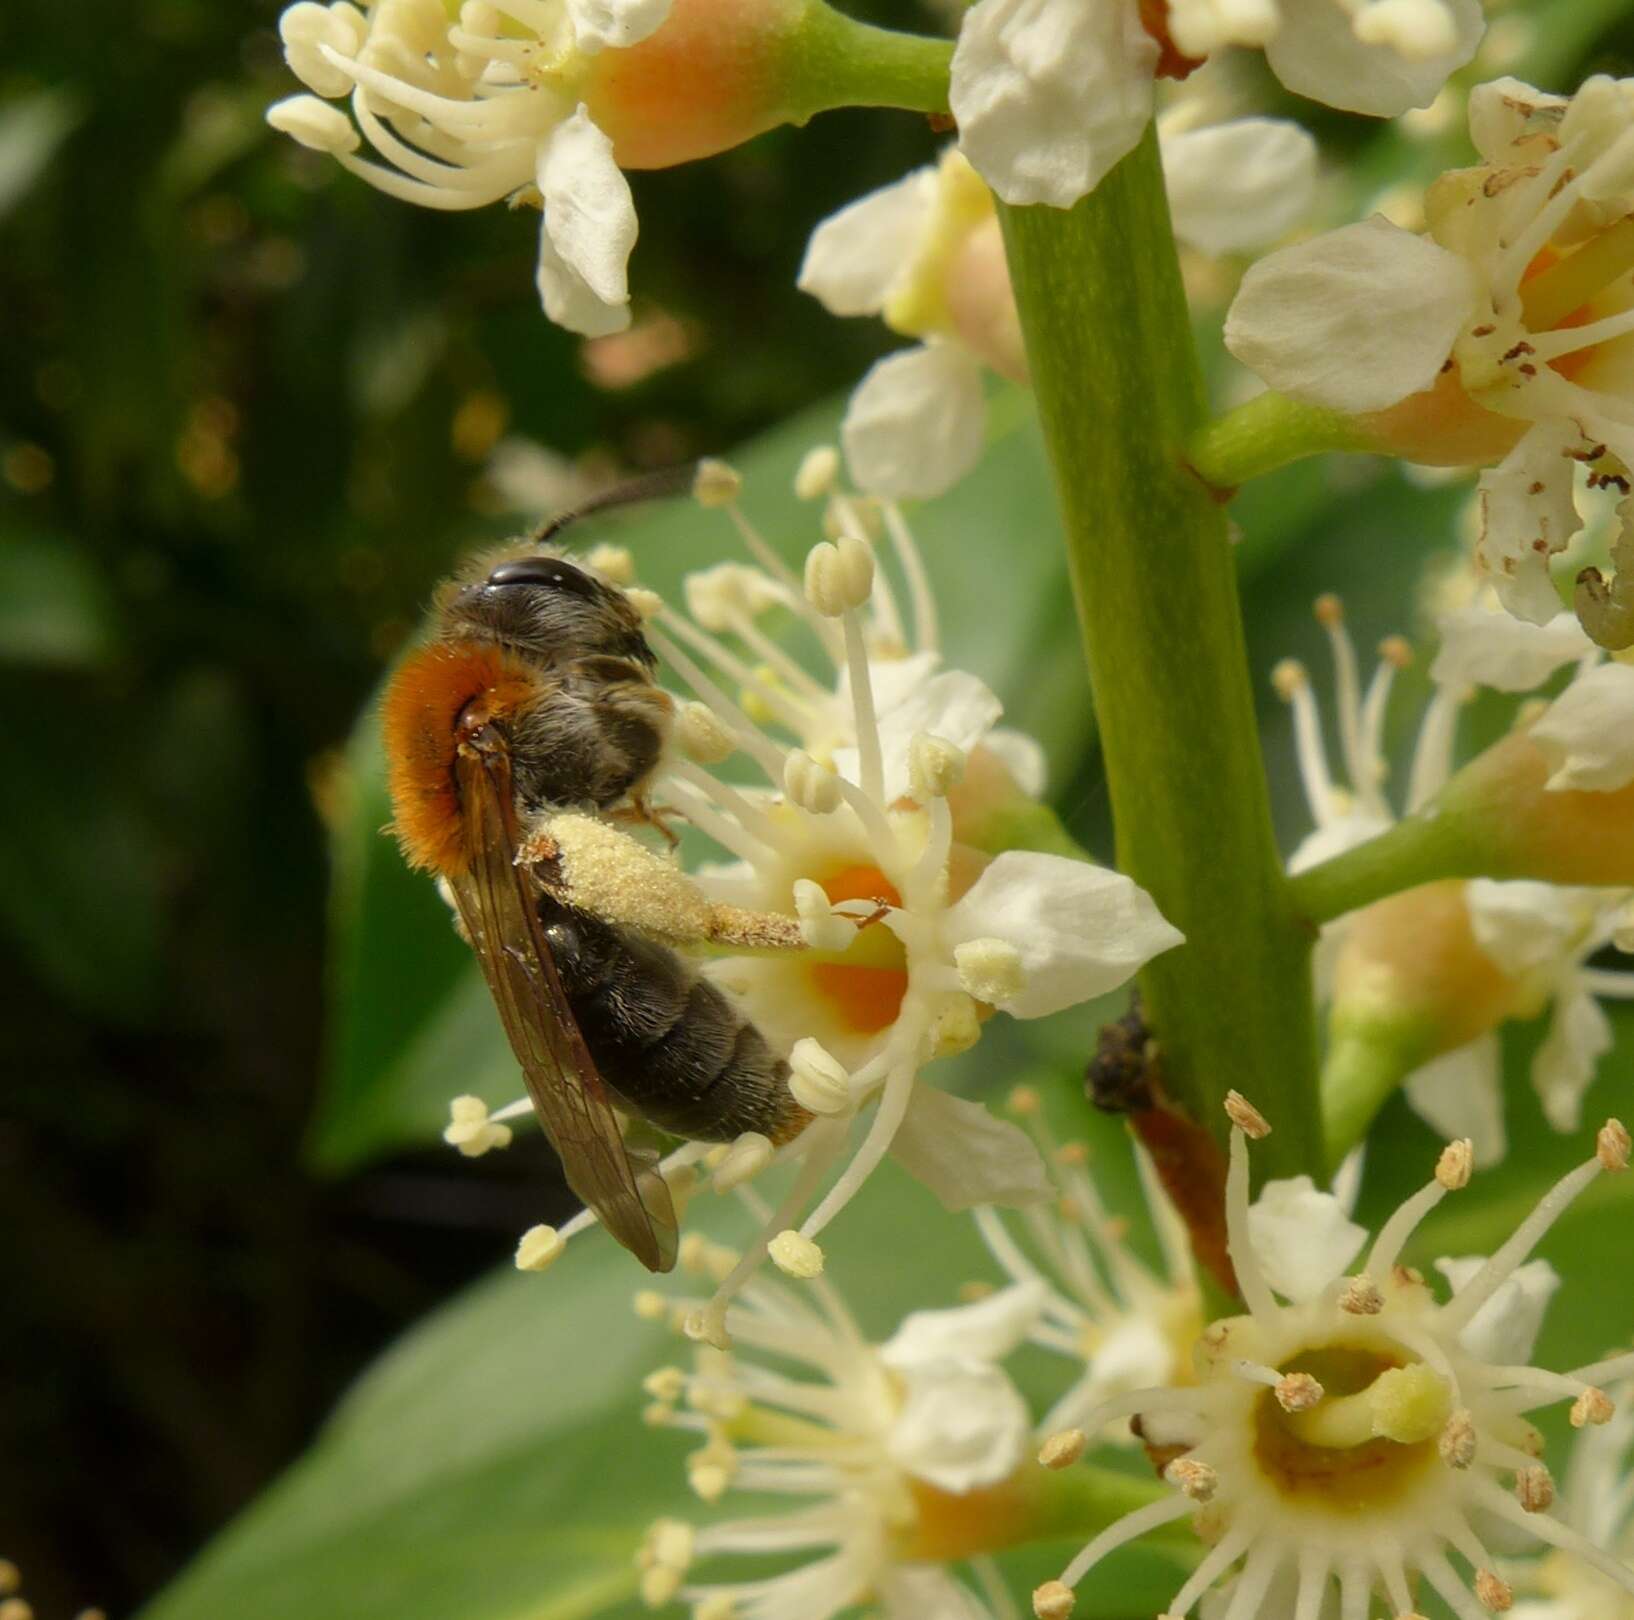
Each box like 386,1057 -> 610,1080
447,735 -> 678,1272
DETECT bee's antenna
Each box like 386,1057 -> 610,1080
529,462 -> 702,546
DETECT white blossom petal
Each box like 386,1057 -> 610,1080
1429,608 -> 1594,694
798,168 -> 938,318
1264,0 -> 1484,118
1532,988 -> 1613,1133
879,1566 -> 995,1620
949,0 -> 1157,208
981,727 -> 1047,798
1161,117 -> 1319,256
1224,215 -> 1479,412
1246,1175 -> 1367,1301
1466,879 -> 1600,981
881,1279 -> 1050,1368
889,1084 -> 1052,1210
1436,1256 -> 1560,1363
944,853 -> 1184,1018
1288,810 -> 1394,874
1474,424 -> 1584,627
1466,77 -> 1570,165
886,1357 -> 1032,1491
1531,661 -> 1634,791
535,223 -> 632,337
537,108 -> 636,310
841,342 -> 987,500
564,0 -> 671,52
1403,1035 -> 1507,1167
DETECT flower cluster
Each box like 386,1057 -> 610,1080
1033,1097 -> 1634,1620
1274,593 -> 1634,1159
1226,73 -> 1634,642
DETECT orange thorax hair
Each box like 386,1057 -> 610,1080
382,640 -> 537,876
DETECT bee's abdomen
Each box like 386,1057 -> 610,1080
542,899 -> 805,1145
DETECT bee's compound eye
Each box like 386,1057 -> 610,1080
486,557 -> 596,597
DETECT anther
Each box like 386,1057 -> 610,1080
908,731 -> 966,801
1314,592 -> 1344,626
625,586 -> 664,621
1008,1085 -> 1042,1115
585,542 -> 635,584
444,1094 -> 513,1157
1033,1581 -> 1076,1620
1437,1138 -> 1475,1189
695,1598 -> 735,1620
693,458 -> 742,507
954,937 -> 1026,1007
1038,1428 -> 1087,1469
768,1229 -> 824,1279
787,1037 -> 853,1115
784,750 -> 841,814
1275,1372 -> 1324,1412
1514,1464 -> 1554,1512
677,700 -> 735,765
1339,1274 -> 1385,1315
1474,1570 -> 1513,1612
793,445 -> 840,501
1571,1386 -> 1614,1427
643,1367 -> 687,1402
1271,658 -> 1309,700
1378,634 -> 1414,668
793,878 -> 853,951
1439,1409 -> 1477,1468
1598,1118 -> 1631,1171
267,94 -> 363,154
1165,1458 -> 1218,1502
514,1224 -> 564,1272
713,1131 -> 774,1193
804,536 -> 874,616
633,1289 -> 668,1321
1225,1091 -> 1272,1139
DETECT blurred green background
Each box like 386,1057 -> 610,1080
2,1 -> 1632,1617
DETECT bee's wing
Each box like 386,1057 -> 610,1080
448,740 -> 679,1273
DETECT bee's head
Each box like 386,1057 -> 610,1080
441,550 -> 656,669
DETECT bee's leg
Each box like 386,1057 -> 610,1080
607,795 -> 683,850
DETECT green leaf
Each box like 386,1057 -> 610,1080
0,530 -> 119,669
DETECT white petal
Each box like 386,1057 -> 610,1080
881,1279 -> 1050,1367
1403,1035 -> 1507,1167
1475,424 -> 1583,627
538,109 -> 636,309
886,1356 -> 1032,1491
1531,662 -> 1634,791
1532,987 -> 1613,1133
874,669 -> 1004,800
890,1084 -> 1052,1210
797,168 -> 938,318
1265,0 -> 1484,118
564,0 -> 671,51
1246,1175 -> 1367,1301
1429,608 -> 1594,694
1436,1255 -> 1560,1363
1466,77 -> 1570,164
841,343 -> 987,500
945,854 -> 1183,1018
1466,879 -> 1601,981
1224,215 -> 1479,413
981,728 -> 1047,798
879,1566 -> 994,1620
949,0 -> 1157,208
1288,811 -> 1394,874
535,222 -> 632,337
1161,117 -> 1319,256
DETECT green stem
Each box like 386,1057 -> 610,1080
997,129 -> 1322,1183
1321,1025 -> 1426,1166
791,5 -> 953,118
1187,391 -> 1369,491
1288,814 -> 1485,924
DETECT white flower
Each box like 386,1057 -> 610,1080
1509,1384 -> 1634,1619
1224,75 -> 1634,635
635,1237 -> 1038,1618
974,1090 -> 1203,1441
1532,660 -> 1634,791
1276,595 -> 1634,1156
266,0 -> 666,335
801,126 -> 1315,496
1031,1109 -> 1634,1620
947,0 -> 1473,210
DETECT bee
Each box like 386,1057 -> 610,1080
382,483 -> 807,1272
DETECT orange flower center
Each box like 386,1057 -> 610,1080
807,865 -> 908,1034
